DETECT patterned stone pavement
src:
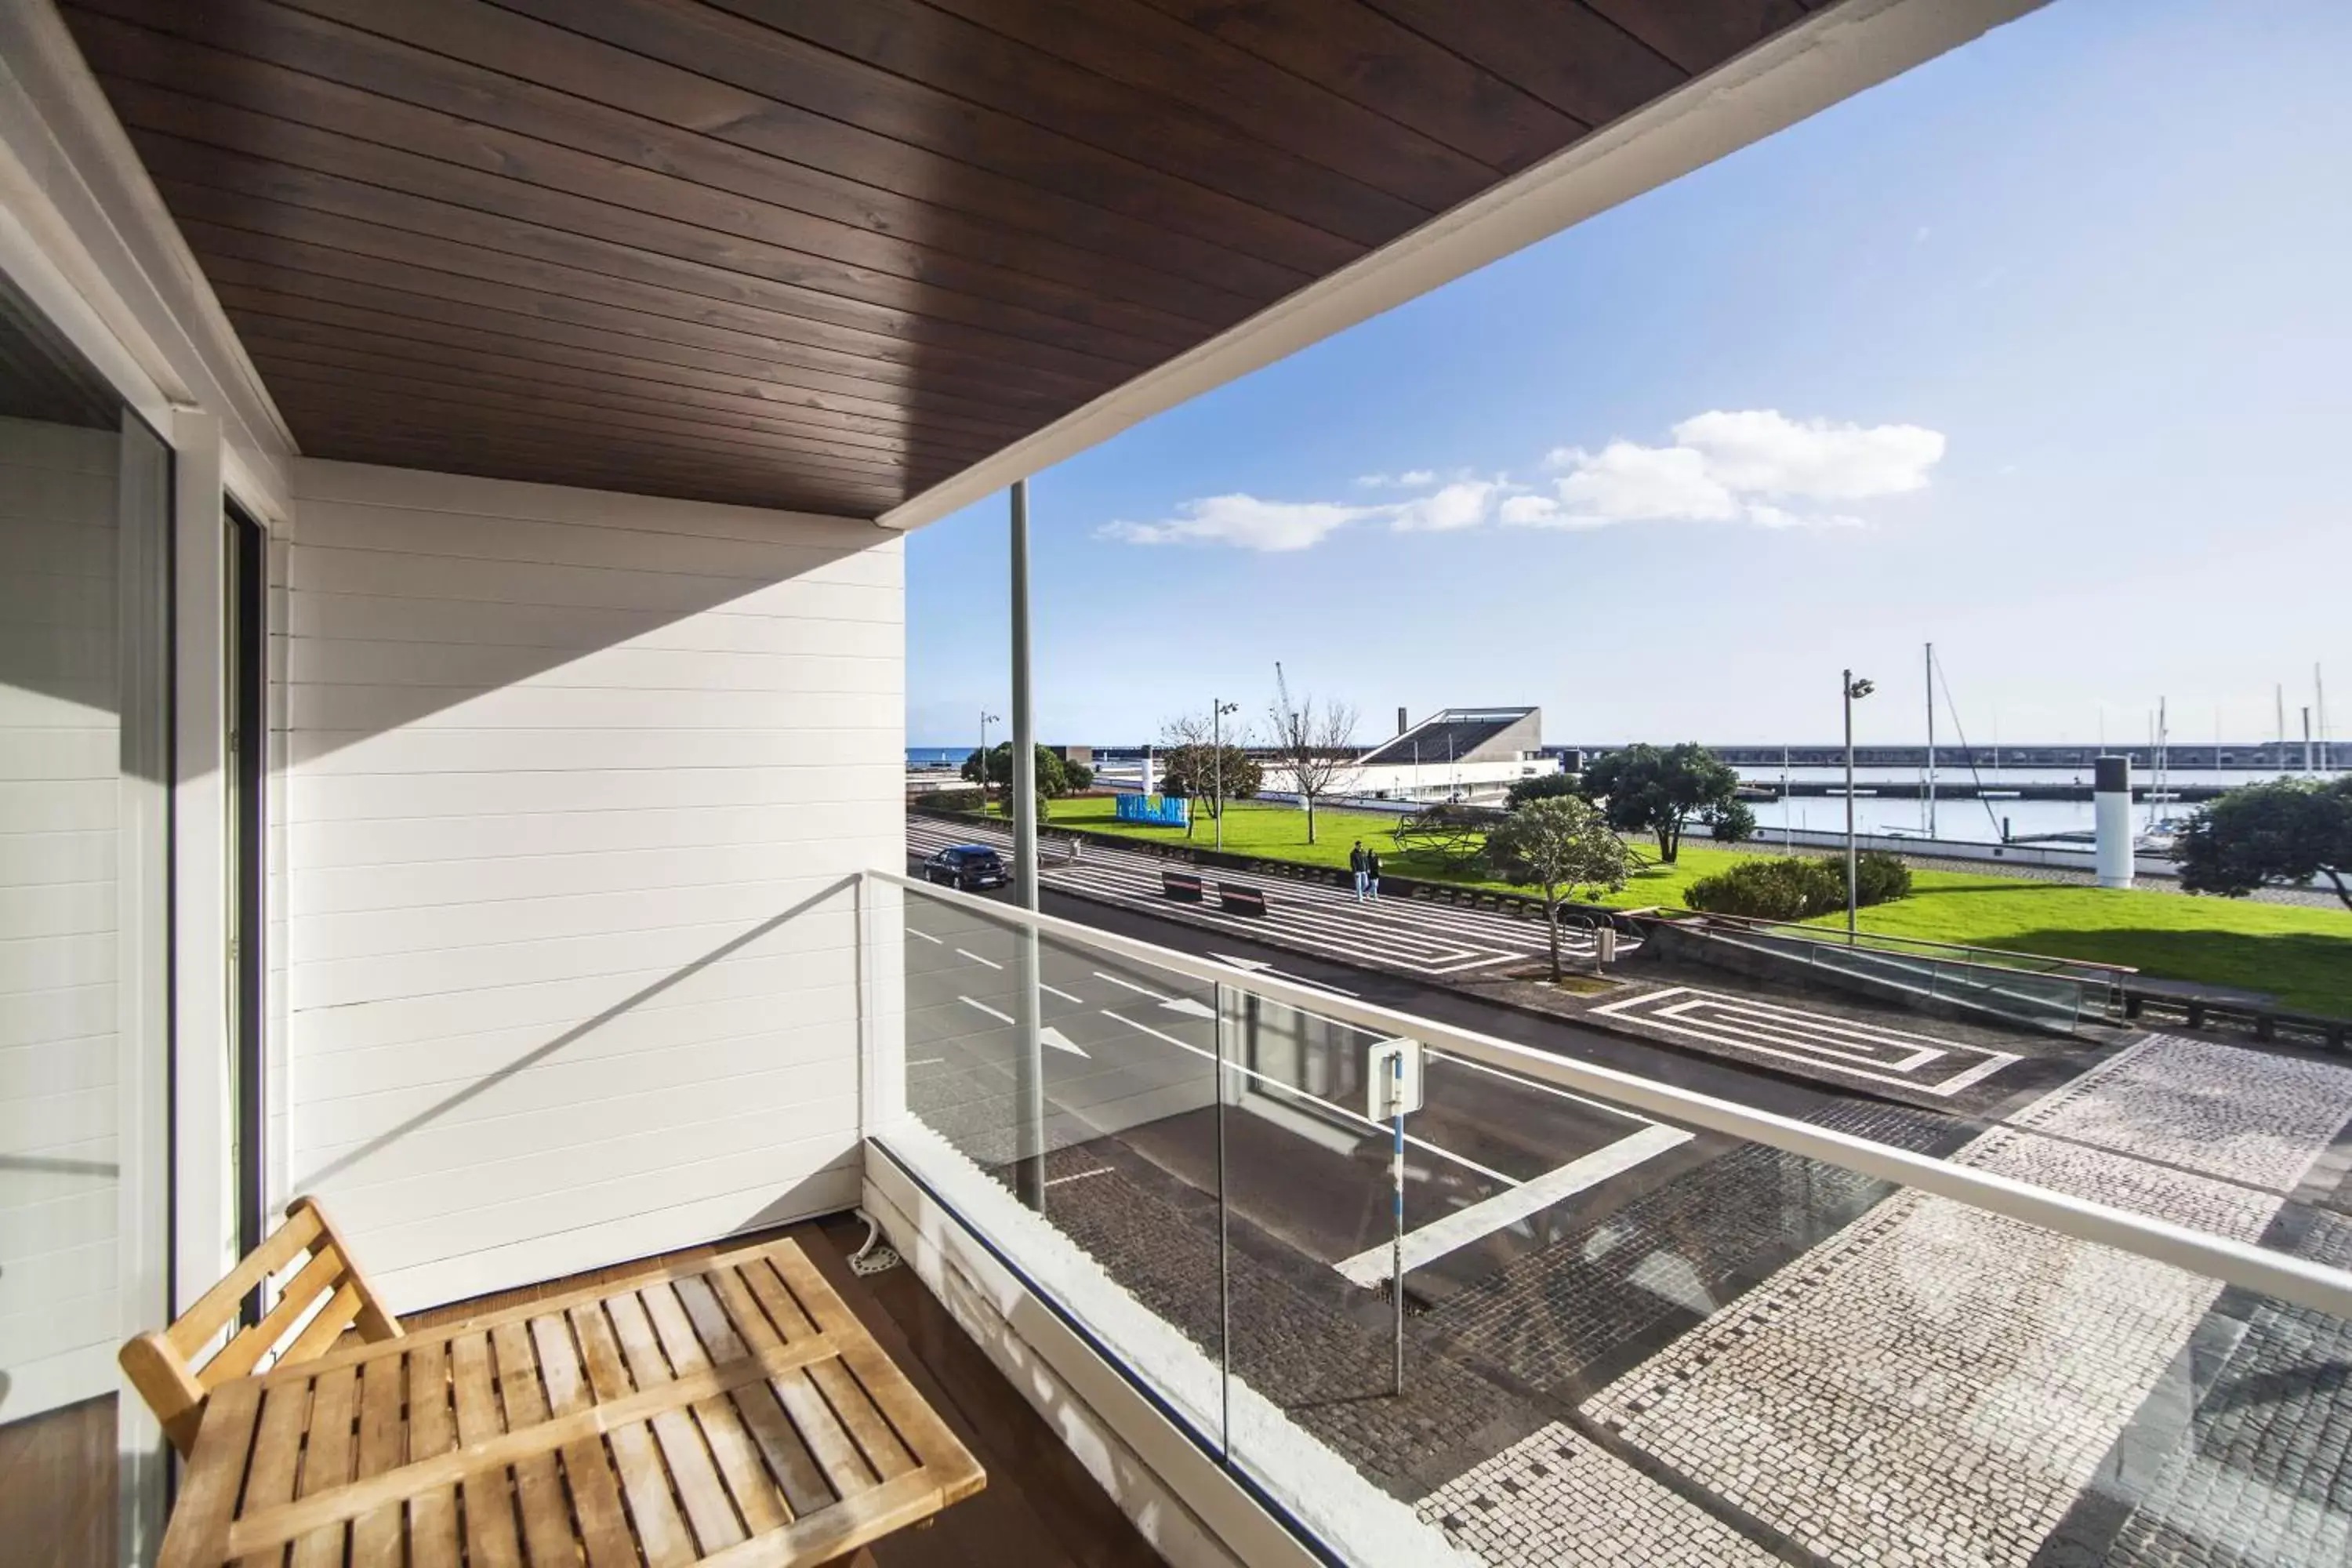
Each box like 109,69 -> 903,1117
1563,1035 -> 2352,1568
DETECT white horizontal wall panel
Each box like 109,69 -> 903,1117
285,461 -> 901,1312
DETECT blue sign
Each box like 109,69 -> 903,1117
1117,793 -> 1190,827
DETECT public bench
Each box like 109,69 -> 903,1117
1161,869 -> 1204,901
1218,883 -> 1269,916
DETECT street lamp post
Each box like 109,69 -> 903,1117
978,709 -> 1001,815
1842,670 -> 1875,938
1211,699 -> 1240,851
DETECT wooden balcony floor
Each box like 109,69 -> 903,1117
1,1216 -> 1165,1568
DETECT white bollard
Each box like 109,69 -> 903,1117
2094,755 -> 2132,889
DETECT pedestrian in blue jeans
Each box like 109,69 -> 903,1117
1349,840 -> 1368,902
1365,848 -> 1382,900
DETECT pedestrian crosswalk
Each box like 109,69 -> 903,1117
1586,985 -> 2020,1098
906,817 -> 1630,978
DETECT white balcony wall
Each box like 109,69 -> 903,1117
280,460 -> 902,1311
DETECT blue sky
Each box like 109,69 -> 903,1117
907,0 -> 2352,752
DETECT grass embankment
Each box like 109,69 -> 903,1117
1005,797 -> 2352,1018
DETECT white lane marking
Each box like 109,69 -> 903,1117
907,1057 -> 946,1067
1093,970 -> 1173,1002
1403,1133 -> 1515,1189
908,927 -> 943,944
1046,1167 -> 1115,1187
955,947 -> 1004,970
954,996 -> 1087,1055
1210,953 -> 1360,996
1160,996 -> 1216,1018
1042,983 -> 1084,1004
1588,987 -> 2017,1095
1334,1123 -> 1693,1287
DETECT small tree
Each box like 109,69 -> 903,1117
1506,771 -> 1583,808
1700,799 -> 1759,846
1580,742 -> 1742,863
2178,777 -> 2352,911
1264,666 -> 1359,845
1158,711 -> 1261,840
962,742 -> 1071,811
1486,797 -> 1632,980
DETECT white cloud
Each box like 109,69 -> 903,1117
1547,441 -> 1741,524
1669,409 -> 1944,502
1388,479 -> 1497,532
1097,494 -> 1379,552
1104,410 -> 1944,550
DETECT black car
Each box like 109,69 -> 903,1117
920,845 -> 1009,891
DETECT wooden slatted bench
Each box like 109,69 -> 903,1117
154,1236 -> 984,1568
121,1195 -> 401,1457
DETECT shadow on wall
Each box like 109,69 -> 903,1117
294,876 -> 858,1192
284,463 -> 903,767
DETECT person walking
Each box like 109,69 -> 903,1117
1365,846 -> 1383,901
1349,840 -> 1368,902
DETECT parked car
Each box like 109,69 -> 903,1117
920,844 -> 1009,891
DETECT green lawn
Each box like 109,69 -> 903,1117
1013,796 -> 2352,1018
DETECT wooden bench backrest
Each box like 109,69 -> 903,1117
120,1195 -> 402,1455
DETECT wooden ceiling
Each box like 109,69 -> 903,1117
60,0 -> 1828,517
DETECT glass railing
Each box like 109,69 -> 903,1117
862,869 -> 2352,1568
1686,913 -> 2121,1031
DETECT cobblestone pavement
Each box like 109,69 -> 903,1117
1573,1035 -> 2352,1568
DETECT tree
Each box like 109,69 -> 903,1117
1506,771 -> 1583,808
1579,742 -> 1742,863
2178,777 -> 2352,912
1264,665 -> 1359,844
1158,711 -> 1261,840
961,742 -> 1071,808
1700,798 -> 1759,846
1486,797 -> 1632,980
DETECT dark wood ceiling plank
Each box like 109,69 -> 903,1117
101,80 -> 1173,381
249,362 -> 924,484
233,321 -> 1008,463
292,400 -> 914,490
195,257 -> 1067,441
71,4 -> 1223,355
238,333 -> 998,469
1583,1 -> 1813,76
488,0 -> 1365,274
177,212 -> 1072,427
922,0 -> 1493,210
1360,1 -> 1688,129
292,425 -> 903,515
80,0 -> 1259,332
697,0 -> 1434,236
131,140 -> 1119,405
1131,0 -> 1587,172
268,0 -> 1308,306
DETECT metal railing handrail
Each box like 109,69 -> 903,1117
1686,907 -> 2139,975
867,867 -> 2352,1319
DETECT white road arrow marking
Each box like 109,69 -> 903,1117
1040,1025 -> 1088,1058
1160,996 -> 1215,1018
1208,953 -> 1359,997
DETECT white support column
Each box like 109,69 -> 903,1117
2094,755 -> 2133,890
170,408 -> 236,1316
1009,480 -> 1046,1207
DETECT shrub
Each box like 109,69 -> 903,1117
1684,851 -> 1913,919
1683,856 -> 1846,920
1853,849 -> 1913,906
1505,772 -> 1583,807
1700,799 -> 1758,845
924,788 -> 985,813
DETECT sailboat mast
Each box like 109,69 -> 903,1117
1924,643 -> 1936,838
2321,663 -> 2332,775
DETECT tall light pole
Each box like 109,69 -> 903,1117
1843,670 -> 1875,938
978,709 -> 1001,815
1211,699 -> 1240,851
